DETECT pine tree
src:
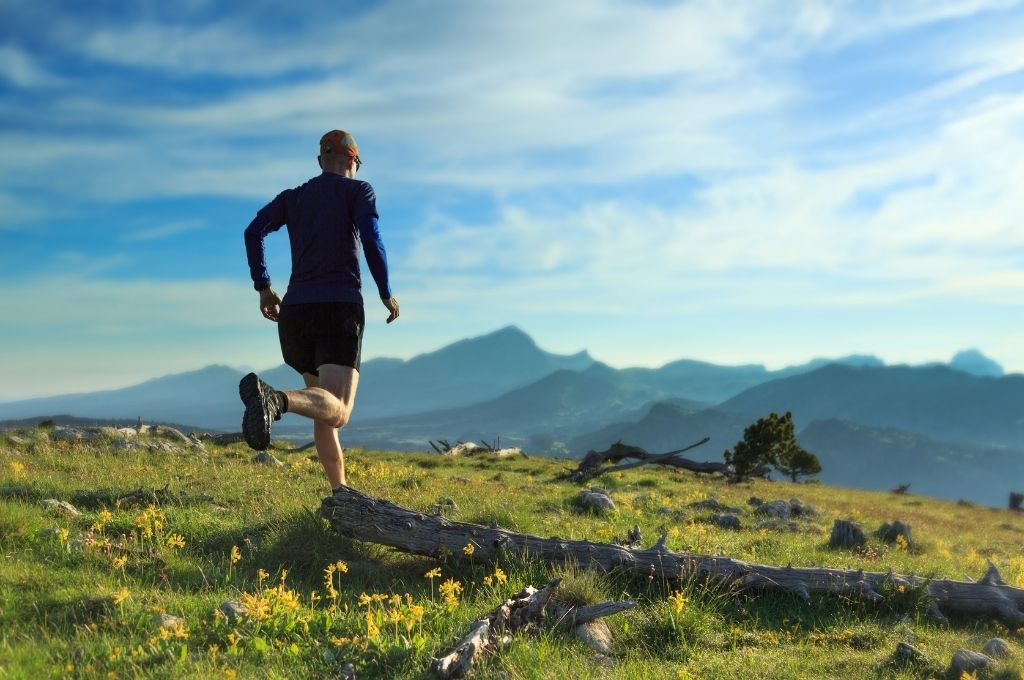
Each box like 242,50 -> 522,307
724,412 -> 821,482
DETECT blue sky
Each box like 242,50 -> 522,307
2,0 -> 1024,399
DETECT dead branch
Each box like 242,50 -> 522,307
321,486 -> 1024,624
567,438 -> 722,482
431,577 -> 635,678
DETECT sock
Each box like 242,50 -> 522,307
276,391 -> 289,413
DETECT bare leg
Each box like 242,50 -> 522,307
286,365 -> 359,490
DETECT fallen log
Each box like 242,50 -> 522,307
567,438 -> 723,483
431,577 -> 635,678
321,486 -> 1024,624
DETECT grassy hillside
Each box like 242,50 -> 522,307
3,427 -> 1024,678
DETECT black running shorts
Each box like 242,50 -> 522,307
277,302 -> 364,375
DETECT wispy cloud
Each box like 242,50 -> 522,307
0,44 -> 61,88
122,218 -> 207,241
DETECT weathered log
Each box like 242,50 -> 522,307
431,577 -> 635,678
567,438 -> 722,483
321,487 -> 1024,624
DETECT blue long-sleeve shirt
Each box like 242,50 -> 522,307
244,172 -> 392,306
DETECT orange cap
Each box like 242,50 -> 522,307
320,130 -> 359,157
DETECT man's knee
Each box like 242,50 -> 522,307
327,407 -> 350,430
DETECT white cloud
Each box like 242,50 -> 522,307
122,218 -> 207,241
0,45 -> 60,87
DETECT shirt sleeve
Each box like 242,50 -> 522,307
354,182 -> 392,299
243,191 -> 289,290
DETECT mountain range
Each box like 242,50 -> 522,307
1,326 -> 1019,506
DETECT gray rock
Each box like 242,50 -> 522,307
8,435 -> 28,447
713,514 -> 741,530
153,613 -> 184,629
755,500 -> 790,519
950,649 -> 993,674
788,498 -> 816,516
253,451 -> 283,466
747,496 -> 764,507
575,620 -> 614,655
590,652 -> 616,668
42,499 -> 81,517
690,497 -> 744,514
579,489 -> 616,514
984,638 -> 1011,658
50,426 -> 83,442
37,527 -> 60,538
892,642 -> 925,665
338,662 -> 356,679
219,600 -> 247,623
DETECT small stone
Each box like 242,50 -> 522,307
894,642 -> 924,662
450,476 -> 471,483
50,426 -> 83,442
579,489 -> 616,514
42,499 -> 81,517
789,498 -> 816,516
950,649 -> 993,674
690,497 -> 725,511
713,514 -> 741,530
153,613 -> 184,629
219,600 -> 247,623
253,452 -> 283,466
8,435 -> 28,447
747,496 -> 764,507
590,652 -> 616,668
888,642 -> 927,669
755,500 -> 790,519
984,638 -> 1011,658
37,527 -> 60,538
575,620 -> 614,655
338,662 -> 356,679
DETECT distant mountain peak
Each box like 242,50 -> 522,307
950,349 -> 1003,377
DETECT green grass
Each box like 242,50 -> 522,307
1,429 -> 1023,678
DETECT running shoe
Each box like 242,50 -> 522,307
239,373 -> 281,450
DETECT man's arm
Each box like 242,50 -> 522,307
354,182 -> 399,323
243,192 -> 288,320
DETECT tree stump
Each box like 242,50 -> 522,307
829,519 -> 866,548
879,521 -> 913,547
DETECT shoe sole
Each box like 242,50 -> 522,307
239,373 -> 271,451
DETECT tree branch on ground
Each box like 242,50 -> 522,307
321,486 -> 1024,624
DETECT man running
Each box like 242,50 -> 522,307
240,129 -> 399,492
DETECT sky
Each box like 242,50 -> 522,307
2,0 -> 1024,400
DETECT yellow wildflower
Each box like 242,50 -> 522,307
668,590 -> 686,614
112,555 -> 128,570
483,575 -> 493,587
99,509 -> 113,522
230,545 -> 242,565
493,567 -> 507,585
165,533 -> 186,549
463,543 -> 475,556
424,567 -> 442,580
439,578 -> 463,610
112,587 -> 131,605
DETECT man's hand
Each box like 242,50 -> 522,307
259,287 -> 282,322
383,296 -> 399,324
